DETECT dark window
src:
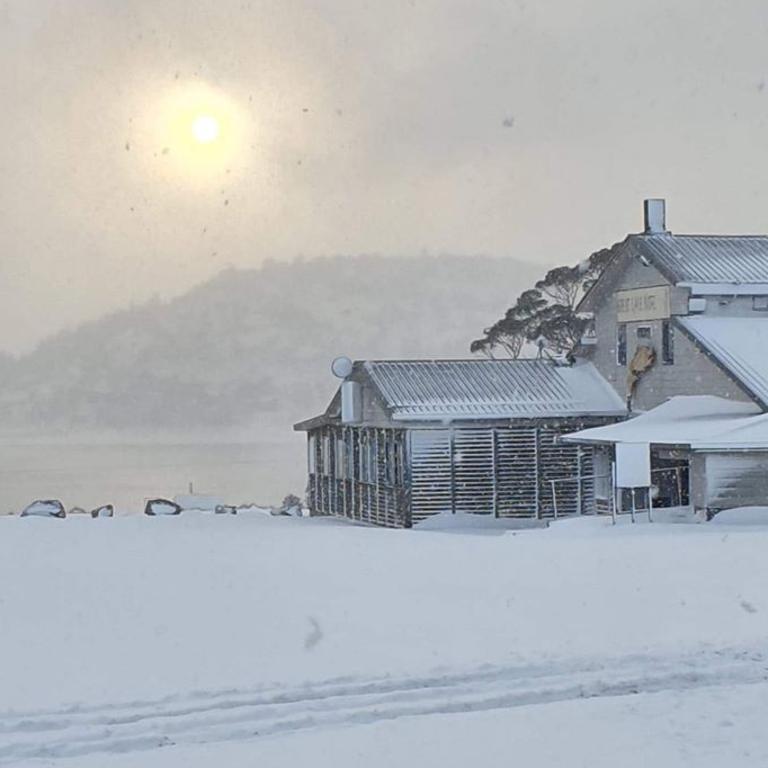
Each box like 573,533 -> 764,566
662,320 -> 674,364
617,324 -> 627,365
637,326 -> 652,339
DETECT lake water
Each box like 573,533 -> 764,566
0,434 -> 307,515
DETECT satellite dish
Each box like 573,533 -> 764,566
331,356 -> 354,379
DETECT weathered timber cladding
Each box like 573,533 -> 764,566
309,421 -> 595,527
308,425 -> 409,527
409,430 -> 453,519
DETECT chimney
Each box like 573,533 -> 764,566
341,380 -> 362,423
643,198 -> 666,234
330,356 -> 361,423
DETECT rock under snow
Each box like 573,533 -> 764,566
20,499 -> 66,518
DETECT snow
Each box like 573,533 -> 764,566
173,494 -> 224,512
234,503 -> 275,516
677,316 -> 768,408
415,511 -> 547,532
20,499 -> 66,518
33,683 -> 768,768
360,359 -> 625,421
710,506 -> 768,525
563,395 -> 768,448
2,513 -> 768,766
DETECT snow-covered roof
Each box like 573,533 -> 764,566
634,234 -> 768,285
562,395 -> 768,450
677,316 -> 768,407
363,359 -> 626,421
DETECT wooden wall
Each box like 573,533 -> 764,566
307,421 -> 596,528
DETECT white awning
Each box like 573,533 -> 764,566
562,396 -> 768,450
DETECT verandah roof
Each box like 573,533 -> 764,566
561,396 -> 768,450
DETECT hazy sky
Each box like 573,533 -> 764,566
2,0 -> 768,352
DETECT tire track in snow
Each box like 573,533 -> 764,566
1,647 -> 766,764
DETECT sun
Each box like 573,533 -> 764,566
138,82 -> 252,187
191,114 -> 220,144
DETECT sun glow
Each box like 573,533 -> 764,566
191,114 -> 220,144
140,82 -> 250,185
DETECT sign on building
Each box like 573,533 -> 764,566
616,285 -> 671,322
615,442 -> 651,488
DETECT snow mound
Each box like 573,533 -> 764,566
415,512 -> 548,533
174,495 -> 224,513
710,507 -> 768,525
20,499 -> 66,518
236,504 -> 277,516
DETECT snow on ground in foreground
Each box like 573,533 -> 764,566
31,682 -> 768,768
1,513 -> 768,766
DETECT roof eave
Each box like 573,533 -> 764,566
678,282 -> 768,295
293,414 -> 336,431
392,409 -> 626,423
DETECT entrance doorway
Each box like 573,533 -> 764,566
650,453 -> 690,508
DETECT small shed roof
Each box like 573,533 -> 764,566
677,316 -> 768,408
364,359 -> 626,421
633,234 -> 768,286
562,396 -> 768,450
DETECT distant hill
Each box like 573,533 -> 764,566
0,254 -> 542,432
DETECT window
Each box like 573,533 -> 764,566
616,324 -> 627,365
662,320 -> 674,364
636,326 -> 652,340
753,296 -> 768,311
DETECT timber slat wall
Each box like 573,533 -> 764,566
409,430 -> 452,518
309,425 -> 409,527
308,421 -> 594,527
408,424 -> 593,522
495,427 -> 538,517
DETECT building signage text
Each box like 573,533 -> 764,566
616,285 -> 671,322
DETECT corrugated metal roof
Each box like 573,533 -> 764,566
677,316 -> 768,407
635,234 -> 768,284
364,359 -> 626,420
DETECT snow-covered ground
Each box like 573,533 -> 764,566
2,512 -> 768,766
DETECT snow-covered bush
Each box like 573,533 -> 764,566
278,494 -> 303,516
91,504 -> 114,518
21,500 -> 66,518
